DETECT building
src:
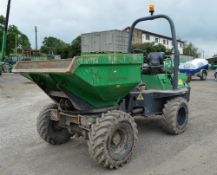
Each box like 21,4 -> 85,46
123,27 -> 185,54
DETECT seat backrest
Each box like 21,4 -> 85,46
147,52 -> 165,67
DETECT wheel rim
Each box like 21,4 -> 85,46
108,122 -> 134,161
177,107 -> 187,126
203,73 -> 207,80
51,121 -> 63,132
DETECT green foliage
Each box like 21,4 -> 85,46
0,15 -> 5,31
40,36 -> 68,58
0,15 -> 31,55
183,42 -> 200,58
40,36 -> 81,59
7,25 -> 31,54
19,34 -> 31,49
67,36 -> 81,58
132,42 -> 172,55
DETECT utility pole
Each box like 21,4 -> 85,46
35,26 -> 38,50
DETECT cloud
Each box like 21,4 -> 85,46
0,0 -> 216,57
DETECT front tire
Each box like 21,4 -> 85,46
37,103 -> 71,145
161,97 -> 189,135
88,110 -> 138,169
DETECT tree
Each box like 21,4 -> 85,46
132,42 -> 172,54
6,25 -> 31,54
0,15 -> 5,31
40,35 -> 81,59
67,36 -> 81,58
40,36 -> 69,58
183,42 -> 200,58
0,15 -> 31,55
154,44 -> 167,52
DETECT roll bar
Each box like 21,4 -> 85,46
128,14 -> 180,90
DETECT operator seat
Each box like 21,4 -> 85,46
142,52 -> 165,74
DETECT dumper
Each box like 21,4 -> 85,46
13,12 -> 190,169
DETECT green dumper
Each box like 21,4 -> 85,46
13,54 -> 143,108
13,14 -> 190,169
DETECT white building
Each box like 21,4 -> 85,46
123,27 -> 184,54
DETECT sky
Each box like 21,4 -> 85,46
0,0 -> 217,58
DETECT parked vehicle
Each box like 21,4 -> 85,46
179,58 -> 209,81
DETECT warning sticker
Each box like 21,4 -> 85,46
137,94 -> 144,101
178,79 -> 184,86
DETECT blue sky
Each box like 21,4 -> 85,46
0,0 -> 216,57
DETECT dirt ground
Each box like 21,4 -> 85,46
0,72 -> 217,175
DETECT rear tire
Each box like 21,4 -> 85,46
200,71 -> 207,80
0,66 -> 2,76
161,97 -> 189,135
37,103 -> 71,145
88,110 -> 138,169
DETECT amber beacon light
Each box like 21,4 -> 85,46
149,5 -> 155,15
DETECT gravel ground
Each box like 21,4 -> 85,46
0,72 -> 217,175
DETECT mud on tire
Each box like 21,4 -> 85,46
88,110 -> 138,169
37,103 -> 71,145
161,97 -> 189,135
